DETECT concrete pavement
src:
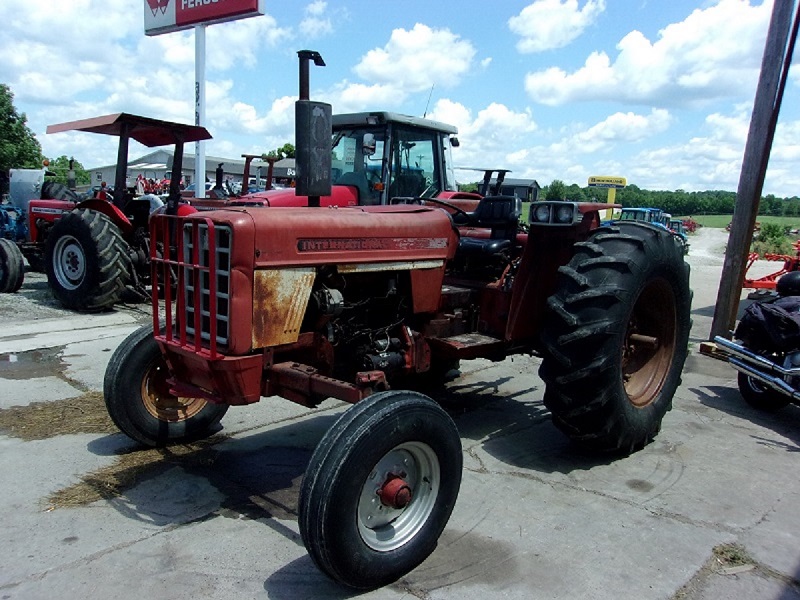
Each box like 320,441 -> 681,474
1,229 -> 800,599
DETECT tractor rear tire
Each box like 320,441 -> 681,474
299,390 -> 462,589
45,208 -> 131,311
41,181 -> 79,202
104,324 -> 229,447
539,222 -> 692,453
0,238 -> 25,293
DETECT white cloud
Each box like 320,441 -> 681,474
428,99 -> 538,169
509,0 -> 606,53
354,24 -> 477,92
524,0 -> 770,106
300,1 -> 333,38
315,24 -> 478,115
567,108 -> 673,153
322,82 -> 405,114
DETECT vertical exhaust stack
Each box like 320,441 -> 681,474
295,50 -> 332,208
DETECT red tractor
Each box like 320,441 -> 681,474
16,50 -> 690,589
104,188 -> 692,588
0,113 -> 212,310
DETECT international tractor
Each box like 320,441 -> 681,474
55,49 -> 688,589
103,141 -> 693,588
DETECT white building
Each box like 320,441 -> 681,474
90,150 -> 296,189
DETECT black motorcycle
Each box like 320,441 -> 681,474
712,272 -> 800,412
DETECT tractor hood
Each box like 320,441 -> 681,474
235,185 -> 359,207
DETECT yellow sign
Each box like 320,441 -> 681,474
588,176 -> 627,188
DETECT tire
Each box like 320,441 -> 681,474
103,324 -> 229,447
41,181 -> 79,202
539,222 -> 692,453
45,208 -> 132,311
737,372 -> 790,412
299,390 -> 462,590
0,238 -> 25,293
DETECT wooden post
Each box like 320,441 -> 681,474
709,0 -> 798,340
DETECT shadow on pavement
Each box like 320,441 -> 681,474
693,383 -> 800,450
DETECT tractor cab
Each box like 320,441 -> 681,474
238,111 -> 475,207
617,207 -> 664,225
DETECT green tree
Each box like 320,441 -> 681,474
564,183 -> 586,201
264,143 -> 296,160
752,221 -> 793,255
0,84 -> 44,192
545,179 -> 566,201
47,155 -> 91,186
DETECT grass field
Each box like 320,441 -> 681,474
679,214 -> 800,230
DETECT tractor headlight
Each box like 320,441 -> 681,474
530,201 -> 581,226
555,204 -> 574,224
533,204 -> 551,223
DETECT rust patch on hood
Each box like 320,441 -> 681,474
252,268 -> 316,348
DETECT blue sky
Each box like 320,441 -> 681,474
1,0 -> 797,195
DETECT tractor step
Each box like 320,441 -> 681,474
429,333 -> 506,360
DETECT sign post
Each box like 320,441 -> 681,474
195,24 -> 206,197
588,176 -> 626,220
143,0 -> 266,198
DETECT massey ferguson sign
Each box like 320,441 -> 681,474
144,0 -> 265,36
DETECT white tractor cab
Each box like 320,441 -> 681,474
238,111 -> 481,208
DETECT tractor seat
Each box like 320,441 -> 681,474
457,195 -> 522,257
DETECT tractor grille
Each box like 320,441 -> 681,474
183,222 -> 231,348
151,215 -> 231,357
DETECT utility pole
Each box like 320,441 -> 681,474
710,0 -> 799,340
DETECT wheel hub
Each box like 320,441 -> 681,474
378,473 -> 412,509
53,236 -> 86,289
141,357 -> 207,422
623,277 -> 676,407
357,442 -> 440,552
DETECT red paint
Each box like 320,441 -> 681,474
176,0 -> 260,27
378,476 -> 412,509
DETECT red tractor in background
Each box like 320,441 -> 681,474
0,113 -> 212,309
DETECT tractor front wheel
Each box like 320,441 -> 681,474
104,324 -> 229,447
299,390 -> 462,589
539,222 -> 692,453
45,208 -> 131,311
0,238 -> 25,293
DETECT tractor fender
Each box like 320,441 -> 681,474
75,199 -> 133,236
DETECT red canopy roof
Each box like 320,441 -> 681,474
46,113 -> 212,147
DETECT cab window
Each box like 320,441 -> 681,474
388,128 -> 439,199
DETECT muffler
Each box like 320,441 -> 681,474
713,336 -> 800,402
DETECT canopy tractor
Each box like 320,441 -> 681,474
0,114 -> 212,310
235,111 -> 479,208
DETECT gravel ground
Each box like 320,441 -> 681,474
0,268 -> 152,325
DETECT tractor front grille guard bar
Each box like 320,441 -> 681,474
150,215 -> 232,358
